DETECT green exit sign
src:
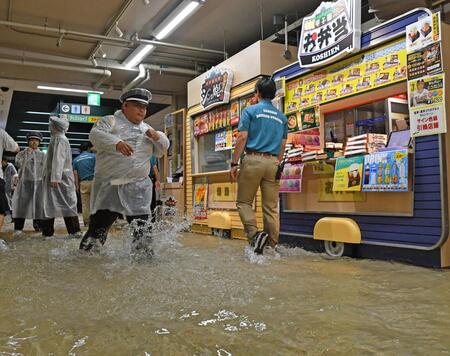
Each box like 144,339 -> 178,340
87,92 -> 101,106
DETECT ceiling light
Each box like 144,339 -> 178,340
37,85 -> 103,94
143,0 -> 150,5
122,0 -> 203,68
123,45 -> 154,68
154,1 -> 200,40
24,112 -> 53,116
19,129 -> 89,136
115,22 -> 124,38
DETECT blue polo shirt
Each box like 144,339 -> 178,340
238,99 -> 288,155
73,151 -> 96,181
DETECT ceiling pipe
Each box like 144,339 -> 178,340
0,19 -> 225,57
143,64 -> 197,76
0,46 -> 200,75
138,69 -> 151,87
122,64 -> 146,92
0,57 -> 111,87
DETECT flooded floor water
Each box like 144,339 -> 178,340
1,218 -> 450,355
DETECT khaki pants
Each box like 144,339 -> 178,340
236,154 -> 280,247
80,180 -> 92,227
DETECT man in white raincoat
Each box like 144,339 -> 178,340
79,88 -> 169,251
12,131 -> 45,233
41,116 -> 82,238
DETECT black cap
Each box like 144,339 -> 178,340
26,131 -> 43,142
120,88 -> 152,105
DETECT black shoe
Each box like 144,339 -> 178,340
253,231 -> 269,255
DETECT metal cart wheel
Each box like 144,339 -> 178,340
323,240 -> 353,258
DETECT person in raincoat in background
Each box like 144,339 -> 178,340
0,129 -> 19,234
12,131 -> 45,234
41,116 -> 82,238
2,155 -> 18,219
79,88 -> 169,252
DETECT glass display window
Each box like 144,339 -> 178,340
197,131 -> 231,173
325,95 -> 408,144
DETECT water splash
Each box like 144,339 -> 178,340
199,310 -> 267,333
122,207 -> 191,261
155,328 -> 170,335
0,239 -> 9,251
68,336 -> 88,355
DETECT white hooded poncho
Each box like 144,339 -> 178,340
42,116 -> 78,218
12,148 -> 45,219
89,110 -> 169,217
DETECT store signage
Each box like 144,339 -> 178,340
60,114 -> 101,123
298,0 -> 361,68
333,155 -> 364,192
279,163 -> 304,193
362,150 -> 408,192
285,38 -> 406,113
200,68 -> 233,110
407,42 -> 442,80
61,104 -> 70,113
406,12 -> 441,53
87,92 -> 101,106
214,129 -> 233,152
408,73 -> 446,137
193,184 -> 208,220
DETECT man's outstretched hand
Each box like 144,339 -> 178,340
116,141 -> 134,156
146,128 -> 160,141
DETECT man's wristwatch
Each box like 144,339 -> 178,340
231,162 -> 239,167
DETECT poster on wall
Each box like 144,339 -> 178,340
279,163 -> 304,193
239,95 -> 258,115
193,184 -> 208,220
230,101 -> 240,126
287,128 -> 321,151
300,106 -> 320,130
287,112 -> 301,132
286,38 -> 407,113
194,114 -> 209,136
215,129 -> 233,151
332,156 -> 364,191
407,42 -> 442,80
408,73 -> 446,137
298,0 -> 361,67
406,12 -> 441,53
362,150 -> 408,192
200,68 -> 234,110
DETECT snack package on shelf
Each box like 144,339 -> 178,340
344,133 -> 387,156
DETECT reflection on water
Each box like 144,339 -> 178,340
0,217 -> 450,355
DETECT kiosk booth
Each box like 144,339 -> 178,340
273,6 -> 450,268
186,41 -> 297,238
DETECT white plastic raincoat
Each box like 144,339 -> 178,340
42,116 -> 78,218
89,110 -> 169,216
12,149 -> 45,218
4,162 -> 18,211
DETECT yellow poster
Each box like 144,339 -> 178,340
333,156 -> 365,192
285,38 -> 407,113
319,178 -> 366,202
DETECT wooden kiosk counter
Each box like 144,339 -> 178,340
272,7 -> 450,268
186,41 -> 297,238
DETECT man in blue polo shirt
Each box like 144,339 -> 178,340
73,142 -> 96,227
230,77 -> 288,255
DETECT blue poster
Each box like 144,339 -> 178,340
362,149 -> 408,192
